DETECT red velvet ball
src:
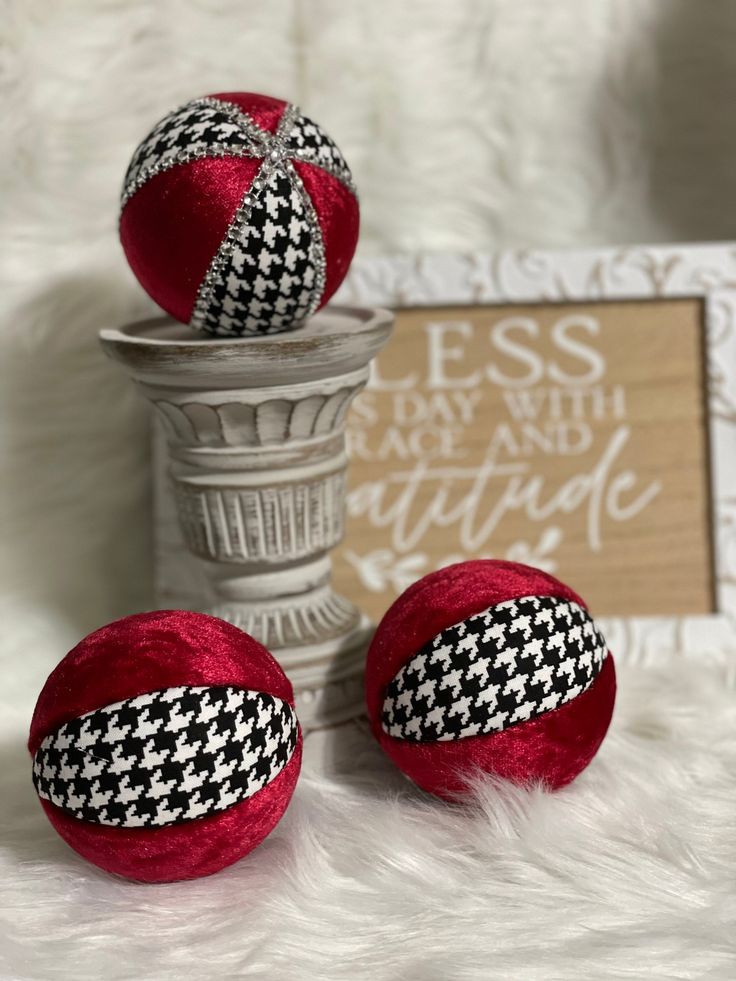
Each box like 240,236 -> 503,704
28,611 -> 302,882
119,91 -> 359,338
365,560 -> 616,799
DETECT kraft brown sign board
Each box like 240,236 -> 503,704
337,297 -> 713,621
154,244 -> 736,664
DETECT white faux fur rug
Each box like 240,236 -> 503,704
4,1 -> 736,977
3,658 -> 735,980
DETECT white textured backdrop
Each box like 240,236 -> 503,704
2,2 -> 736,978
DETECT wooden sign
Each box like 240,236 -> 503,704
154,243 -> 736,665
334,298 -> 713,620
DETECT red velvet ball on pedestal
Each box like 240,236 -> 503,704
119,91 -> 359,338
365,560 -> 616,799
28,611 -> 302,882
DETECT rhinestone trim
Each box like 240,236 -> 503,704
286,144 -> 357,197
190,103 -> 329,336
188,154 -> 278,334
123,95 -> 347,335
283,158 -> 327,320
120,96 -> 267,207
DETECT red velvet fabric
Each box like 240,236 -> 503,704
120,156 -> 261,323
120,95 -> 358,330
38,745 -> 301,883
365,560 -> 616,798
29,611 -> 301,882
293,160 -> 360,306
213,91 -> 288,133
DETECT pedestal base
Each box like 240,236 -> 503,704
204,557 -> 372,729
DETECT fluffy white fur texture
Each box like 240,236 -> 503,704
2,1 -> 736,977
3,662 -> 736,979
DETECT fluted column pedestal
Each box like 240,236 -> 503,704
100,305 -> 393,730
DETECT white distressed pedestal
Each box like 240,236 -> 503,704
100,306 -> 393,731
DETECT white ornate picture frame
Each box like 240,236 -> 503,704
155,243 -> 736,668
333,243 -> 736,666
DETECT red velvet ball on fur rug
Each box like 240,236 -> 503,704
365,560 -> 616,799
29,610 -> 301,882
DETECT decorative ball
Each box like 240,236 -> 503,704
365,560 -> 616,798
119,91 -> 359,338
28,611 -> 302,882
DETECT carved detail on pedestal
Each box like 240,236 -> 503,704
209,592 -> 360,649
100,307 -> 393,731
153,385 -> 359,448
173,471 -> 346,562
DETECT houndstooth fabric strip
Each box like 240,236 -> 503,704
382,596 -> 608,742
196,167 -> 318,336
286,112 -> 355,191
121,98 -> 266,205
121,94 -> 356,337
32,686 -> 298,828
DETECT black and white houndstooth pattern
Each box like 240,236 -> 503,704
33,686 -> 298,828
286,113 -> 354,188
121,94 -> 356,337
382,596 -> 608,742
122,99 -> 264,203
199,168 -> 318,336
